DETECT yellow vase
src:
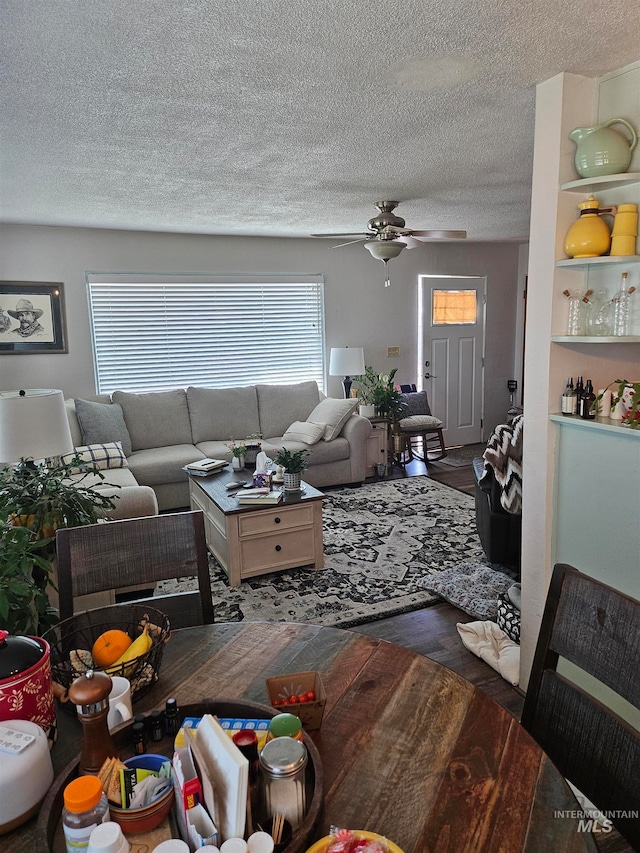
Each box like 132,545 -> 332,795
564,195 -> 612,258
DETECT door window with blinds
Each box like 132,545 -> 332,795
432,289 -> 478,325
86,274 -> 325,394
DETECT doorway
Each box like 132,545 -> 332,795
418,275 -> 486,446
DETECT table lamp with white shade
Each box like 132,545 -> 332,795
0,389 -> 74,464
329,347 -> 365,399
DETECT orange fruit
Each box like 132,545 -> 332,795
92,629 -> 132,668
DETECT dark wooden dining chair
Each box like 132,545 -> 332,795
521,563 -> 640,849
55,510 -> 214,628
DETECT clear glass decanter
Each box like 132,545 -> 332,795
585,288 -> 613,336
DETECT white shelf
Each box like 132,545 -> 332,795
552,335 -> 640,343
555,255 -> 640,269
550,413 -> 640,438
560,173 -> 640,192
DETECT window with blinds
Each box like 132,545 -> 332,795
86,274 -> 326,394
432,289 -> 477,325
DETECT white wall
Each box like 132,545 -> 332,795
0,224 -> 521,432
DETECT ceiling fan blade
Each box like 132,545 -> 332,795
409,230 -> 468,240
310,232 -> 371,239
396,235 -> 423,249
332,237 -> 369,248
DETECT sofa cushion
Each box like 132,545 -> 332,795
66,466 -> 139,490
61,441 -> 128,474
74,398 -> 133,456
264,435 -> 350,465
282,420 -> 326,445
187,386 -> 260,443
113,389 -> 193,451
398,414 -> 443,431
307,397 -> 358,441
126,444 -> 205,486
256,381 -> 321,440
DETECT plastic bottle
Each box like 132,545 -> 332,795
62,775 -> 109,853
561,378 -> 576,416
612,272 -> 636,336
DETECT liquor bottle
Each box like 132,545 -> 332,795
561,378 -> 575,416
574,376 -> 584,415
579,379 -> 596,419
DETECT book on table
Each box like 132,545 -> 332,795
185,458 -> 228,474
237,487 -> 282,506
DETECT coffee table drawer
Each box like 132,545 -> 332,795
238,504 -> 314,536
240,529 -> 316,573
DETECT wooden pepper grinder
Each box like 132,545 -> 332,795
68,669 -> 118,775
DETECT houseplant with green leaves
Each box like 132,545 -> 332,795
0,455 -> 117,632
356,366 -> 406,421
598,379 -> 640,427
274,447 -> 309,491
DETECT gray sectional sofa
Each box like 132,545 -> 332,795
65,381 -> 371,516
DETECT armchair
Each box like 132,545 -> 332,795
473,415 -> 522,569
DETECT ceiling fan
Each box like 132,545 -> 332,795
311,201 -> 467,286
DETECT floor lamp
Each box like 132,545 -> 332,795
329,347 -> 365,399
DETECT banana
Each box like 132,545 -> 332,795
105,624 -> 152,678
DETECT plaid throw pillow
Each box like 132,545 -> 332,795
62,441 -> 128,474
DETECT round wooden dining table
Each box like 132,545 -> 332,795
14,621 -> 596,852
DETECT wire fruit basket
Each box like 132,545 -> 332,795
43,603 -> 170,711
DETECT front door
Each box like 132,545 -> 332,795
419,275 -> 485,446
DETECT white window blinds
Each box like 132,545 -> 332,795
87,274 -> 326,394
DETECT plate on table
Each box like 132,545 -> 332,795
305,830 -> 405,853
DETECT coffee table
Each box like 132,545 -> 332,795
188,470 -> 325,587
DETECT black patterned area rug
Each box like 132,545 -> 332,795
158,477 -> 485,629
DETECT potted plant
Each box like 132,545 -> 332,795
599,379 -> 640,427
227,439 -> 247,470
355,367 -> 406,422
273,447 -> 309,492
0,455 -> 117,631
0,521 -> 56,635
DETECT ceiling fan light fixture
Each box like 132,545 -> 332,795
364,240 -> 406,261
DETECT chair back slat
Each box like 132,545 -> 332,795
551,571 -> 640,707
530,670 -> 640,843
522,563 -> 640,850
55,511 -> 213,626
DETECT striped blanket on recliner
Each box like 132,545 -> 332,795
479,415 -> 523,514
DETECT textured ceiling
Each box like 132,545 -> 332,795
1,1 -> 639,241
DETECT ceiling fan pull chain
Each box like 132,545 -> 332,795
384,260 -> 391,288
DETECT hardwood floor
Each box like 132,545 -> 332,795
355,453 -> 524,719
355,454 -> 633,853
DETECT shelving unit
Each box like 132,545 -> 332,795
560,172 -> 640,192
555,254 -> 640,268
552,335 -> 640,342
521,64 -> 640,695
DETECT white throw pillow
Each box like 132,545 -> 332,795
282,421 -> 326,445
307,398 -> 358,441
61,441 -> 129,474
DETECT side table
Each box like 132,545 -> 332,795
364,416 -> 389,477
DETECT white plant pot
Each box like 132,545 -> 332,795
283,471 -> 302,491
232,455 -> 245,470
359,404 -> 376,418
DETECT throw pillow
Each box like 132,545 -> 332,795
400,391 -> 432,417
74,398 -> 132,456
62,441 -> 128,474
307,398 -> 357,441
282,420 -> 326,445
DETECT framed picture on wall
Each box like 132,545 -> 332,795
0,281 -> 68,354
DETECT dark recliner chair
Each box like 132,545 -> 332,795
472,416 -> 523,570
